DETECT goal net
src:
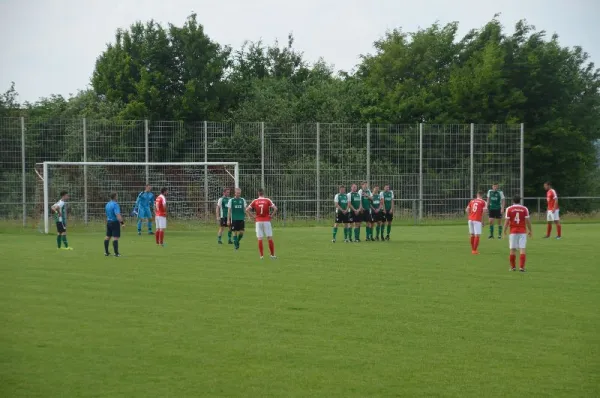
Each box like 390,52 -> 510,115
37,162 -> 239,234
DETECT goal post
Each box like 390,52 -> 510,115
40,161 -> 239,234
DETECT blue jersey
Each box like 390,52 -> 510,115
106,200 -> 121,222
136,191 -> 155,209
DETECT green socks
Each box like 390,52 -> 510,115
57,235 -> 62,248
233,235 -> 239,248
228,230 -> 232,242
333,227 -> 338,239
387,224 -> 391,235
62,235 -> 68,248
375,225 -> 380,238
238,233 -> 243,243
490,225 -> 494,236
498,225 -> 503,236
355,228 -> 360,240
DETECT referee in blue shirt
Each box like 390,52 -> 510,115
105,192 -> 124,257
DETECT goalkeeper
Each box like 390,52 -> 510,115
134,184 -> 155,235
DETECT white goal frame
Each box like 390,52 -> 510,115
41,161 -> 239,234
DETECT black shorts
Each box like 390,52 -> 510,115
56,222 -> 66,233
360,211 -> 373,223
106,221 -> 121,238
220,218 -> 228,227
335,211 -> 349,224
371,211 -> 385,222
383,211 -> 394,222
231,220 -> 245,231
489,209 -> 502,219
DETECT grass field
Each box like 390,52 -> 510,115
1,223 -> 599,397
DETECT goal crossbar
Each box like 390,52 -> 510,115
41,161 -> 239,234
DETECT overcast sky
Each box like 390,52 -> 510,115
1,0 -> 598,103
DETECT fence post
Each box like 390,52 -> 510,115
412,199 -> 417,226
520,123 -> 525,198
144,119 -> 149,184
419,123 -> 423,221
83,118 -> 88,225
316,123 -> 320,221
21,117 -> 26,227
283,200 -> 286,227
470,123 -> 474,198
537,197 -> 541,220
366,123 -> 371,186
204,121 -> 208,216
261,122 -> 265,190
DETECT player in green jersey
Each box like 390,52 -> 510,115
226,188 -> 247,250
370,186 -> 385,241
333,185 -> 351,243
486,183 -> 505,239
216,188 -> 233,245
381,185 -> 394,240
347,184 -> 362,242
358,181 -> 374,241
51,190 -> 73,250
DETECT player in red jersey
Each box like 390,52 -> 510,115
543,182 -> 562,239
503,195 -> 533,272
247,189 -> 278,259
155,187 -> 168,246
466,191 -> 487,254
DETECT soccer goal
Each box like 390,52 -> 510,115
37,162 -> 239,234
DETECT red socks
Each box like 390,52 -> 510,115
519,254 -> 526,269
474,237 -> 480,251
546,223 -> 552,237
156,230 -> 164,244
258,240 -> 264,256
510,254 -> 516,269
268,240 -> 275,256
557,225 -> 562,238
470,236 -> 475,250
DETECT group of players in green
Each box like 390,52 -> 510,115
332,182 -> 394,243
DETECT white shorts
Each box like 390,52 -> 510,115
155,216 -> 167,229
509,234 -> 527,249
255,221 -> 273,238
468,220 -> 482,235
547,210 -> 560,222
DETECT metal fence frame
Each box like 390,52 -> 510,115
1,118 -> 527,225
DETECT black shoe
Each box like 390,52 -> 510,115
386,235 -> 390,241
218,241 -> 223,245
519,268 -> 526,273
355,239 -> 361,243
498,236 -> 502,239
488,236 -> 494,239
148,231 -> 154,235
375,237 -> 380,241
228,241 -> 233,245
105,252 -> 111,257
114,253 -> 121,257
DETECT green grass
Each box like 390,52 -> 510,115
1,224 -> 599,397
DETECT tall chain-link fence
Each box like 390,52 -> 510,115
0,118 -> 542,226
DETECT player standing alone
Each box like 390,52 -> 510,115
247,189 -> 277,259
51,190 -> 72,250
381,185 -> 394,240
333,185 -> 350,243
135,185 -> 155,235
466,192 -> 487,254
486,183 -> 505,239
544,182 -> 562,239
155,188 -> 168,247
504,195 -> 533,272
227,188 -> 247,250
104,192 -> 124,257
216,188 -> 233,245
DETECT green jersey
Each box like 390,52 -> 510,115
217,196 -> 231,218
227,197 -> 247,221
52,199 -> 67,225
334,193 -> 349,212
348,191 -> 361,210
371,193 -> 381,210
487,189 -> 505,210
358,188 -> 372,210
381,191 -> 394,211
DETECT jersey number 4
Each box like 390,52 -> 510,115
514,212 -> 520,223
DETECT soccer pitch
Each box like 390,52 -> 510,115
1,224 -> 599,397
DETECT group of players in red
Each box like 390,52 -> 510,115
466,182 -> 562,272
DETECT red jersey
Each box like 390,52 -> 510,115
250,197 -> 275,222
546,189 -> 558,211
155,194 -> 167,217
467,198 -> 487,222
505,204 -> 529,234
